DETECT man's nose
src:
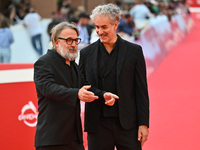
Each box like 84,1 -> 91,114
97,28 -> 103,35
71,40 -> 76,46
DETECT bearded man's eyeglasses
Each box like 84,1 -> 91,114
58,37 -> 81,45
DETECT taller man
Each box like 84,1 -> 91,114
79,4 -> 150,150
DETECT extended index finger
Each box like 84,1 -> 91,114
111,94 -> 119,99
83,85 -> 91,90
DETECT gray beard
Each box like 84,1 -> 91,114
64,52 -> 78,61
59,45 -> 78,61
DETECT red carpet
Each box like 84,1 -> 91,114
144,13 -> 200,150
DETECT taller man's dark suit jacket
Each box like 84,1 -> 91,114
34,50 -> 84,147
79,36 -> 149,132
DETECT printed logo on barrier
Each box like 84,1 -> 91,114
18,101 -> 38,127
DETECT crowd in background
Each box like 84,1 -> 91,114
0,0 -> 191,63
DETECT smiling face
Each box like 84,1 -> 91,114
94,15 -> 118,45
55,28 -> 78,61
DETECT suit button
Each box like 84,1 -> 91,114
102,79 -> 104,81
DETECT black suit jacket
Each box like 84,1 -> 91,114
79,36 -> 149,132
34,50 -> 83,147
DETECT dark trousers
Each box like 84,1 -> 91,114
31,34 -> 43,55
87,117 -> 141,150
36,141 -> 85,150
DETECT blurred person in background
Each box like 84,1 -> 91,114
76,12 -> 90,64
74,6 -> 86,19
5,0 -> 30,24
69,16 -> 79,25
79,3 -> 149,150
0,16 -> 14,63
5,4 -> 17,25
85,14 -> 95,44
118,13 -> 136,36
4,1 -> 27,25
176,0 -> 190,15
157,1 -> 169,17
157,1 -> 177,21
57,0 -> 77,22
47,12 -> 61,48
115,0 -> 123,10
14,7 -> 26,24
130,0 -> 153,20
47,12 -> 61,38
23,6 -> 43,55
117,13 -> 142,41
0,12 -> 3,21
77,12 -> 90,50
129,0 -> 153,29
145,0 -> 159,16
58,6 -> 69,21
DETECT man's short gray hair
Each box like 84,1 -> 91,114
90,3 -> 121,24
51,22 -> 79,49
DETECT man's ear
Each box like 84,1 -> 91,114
55,40 -> 59,47
114,21 -> 119,30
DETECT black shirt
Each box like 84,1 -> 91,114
98,38 -> 119,117
52,49 -> 78,87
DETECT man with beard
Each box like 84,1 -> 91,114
34,22 -> 118,150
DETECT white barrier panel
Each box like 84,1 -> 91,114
0,68 -> 33,83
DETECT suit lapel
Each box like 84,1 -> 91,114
71,62 -> 80,88
48,50 -> 74,87
117,36 -> 128,80
90,40 -> 100,86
